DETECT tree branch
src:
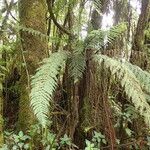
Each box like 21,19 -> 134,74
46,0 -> 73,37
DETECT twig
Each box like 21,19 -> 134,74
9,11 -> 19,22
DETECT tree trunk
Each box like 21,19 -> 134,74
133,0 -> 150,52
131,0 -> 150,69
0,40 -> 4,146
18,0 -> 48,131
0,68 -> 4,146
129,1 -> 150,148
75,3 -> 116,148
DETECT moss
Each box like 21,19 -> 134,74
19,0 -> 47,32
17,81 -> 35,131
18,0 -> 48,131
81,97 -> 91,129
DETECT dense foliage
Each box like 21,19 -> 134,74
0,0 -> 150,149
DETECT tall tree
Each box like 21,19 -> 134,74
133,0 -> 150,51
18,0 -> 48,131
131,0 -> 150,69
128,0 -> 150,145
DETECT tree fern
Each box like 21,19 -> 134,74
30,51 -> 68,127
68,23 -> 127,82
94,54 -> 150,127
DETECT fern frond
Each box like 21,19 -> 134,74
17,25 -> 49,41
68,40 -> 86,82
94,54 -> 150,127
85,29 -> 105,50
125,62 -> 150,94
69,52 -> 86,82
30,51 -> 68,127
85,23 -> 126,50
107,23 -> 127,43
93,0 -> 102,14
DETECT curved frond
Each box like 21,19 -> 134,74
125,62 -> 150,94
94,54 -> 150,127
30,51 -> 68,127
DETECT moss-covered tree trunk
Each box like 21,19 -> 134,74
18,0 -> 48,131
130,0 -> 150,69
133,0 -> 150,52
129,1 -> 150,148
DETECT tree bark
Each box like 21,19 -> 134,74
133,0 -> 150,52
0,63 -> 4,146
75,2 -> 116,148
129,1 -> 150,148
18,0 -> 48,131
131,0 -> 150,69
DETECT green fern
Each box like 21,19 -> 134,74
93,0 -> 102,14
68,41 -> 86,82
85,29 -> 105,50
30,51 -> 68,127
0,64 -> 7,79
85,22 -> 127,50
94,54 -> 150,127
17,25 -> 49,41
108,23 -> 127,43
69,53 -> 86,82
125,62 -> 150,95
